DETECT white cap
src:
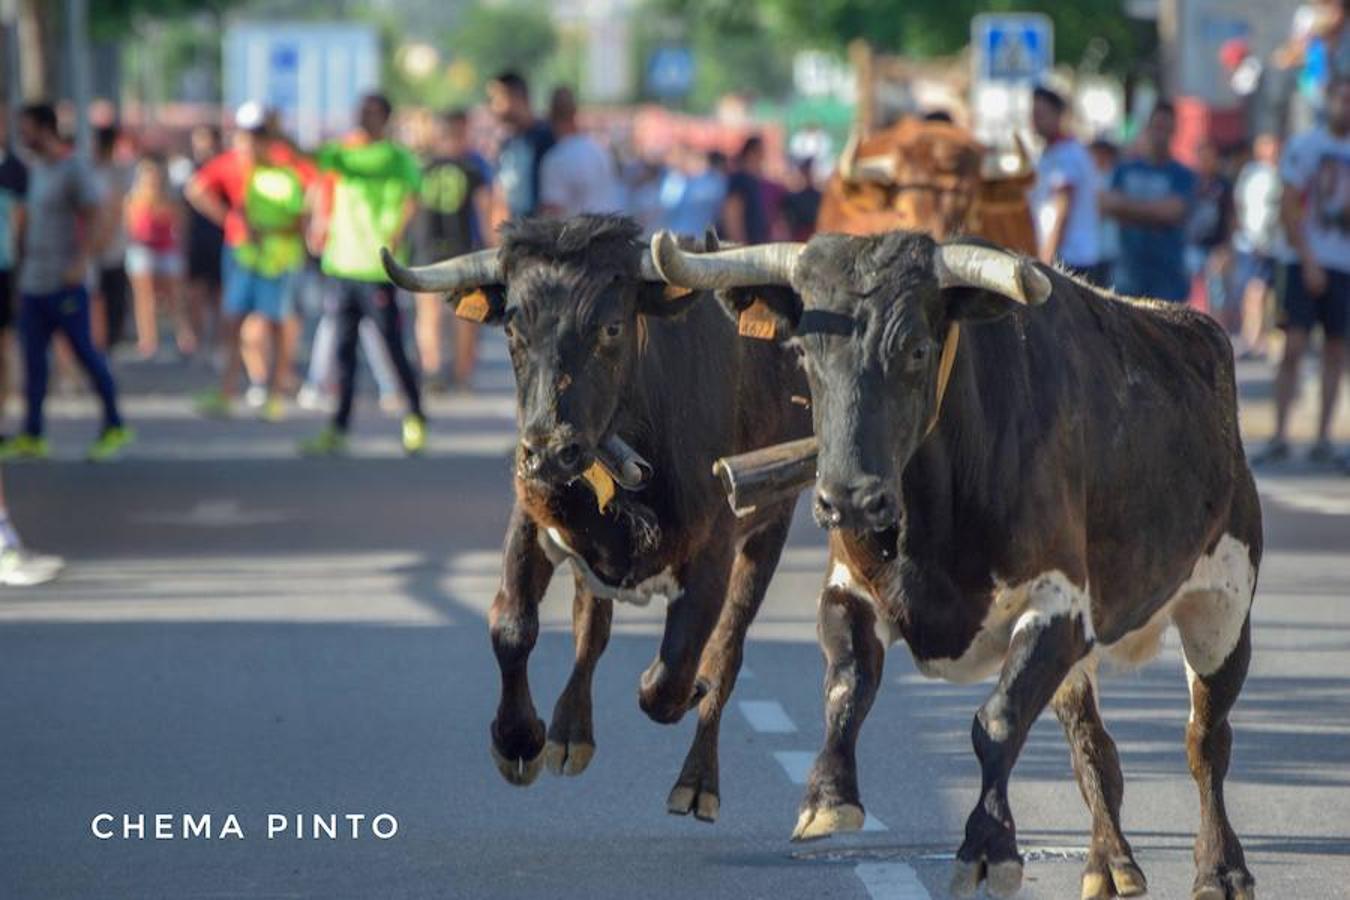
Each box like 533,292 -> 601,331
235,101 -> 265,131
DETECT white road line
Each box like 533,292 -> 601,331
773,750 -> 814,784
855,862 -> 932,900
738,700 -> 797,733
1259,480 -> 1350,516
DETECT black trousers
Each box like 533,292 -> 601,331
98,265 -> 130,346
332,279 -> 422,431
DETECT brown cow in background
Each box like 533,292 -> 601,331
816,118 -> 1036,253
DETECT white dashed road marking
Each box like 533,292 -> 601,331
855,862 -> 932,900
738,699 -> 797,733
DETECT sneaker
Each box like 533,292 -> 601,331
88,426 -> 135,462
244,385 -> 267,409
0,548 -> 64,586
402,415 -> 427,456
299,428 -> 347,457
296,384 -> 330,412
0,434 -> 50,461
1309,440 -> 1336,465
1251,438 -> 1290,466
259,396 -> 285,423
195,390 -> 234,418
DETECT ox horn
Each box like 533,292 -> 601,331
650,230 -> 803,290
934,244 -> 1052,306
638,247 -> 661,282
837,128 -> 897,184
381,247 -> 502,294
1010,134 -> 1033,178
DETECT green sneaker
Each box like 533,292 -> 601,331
0,434 -> 50,461
87,426 -> 134,462
402,415 -> 427,456
195,390 -> 234,418
259,395 -> 286,423
300,428 -> 347,457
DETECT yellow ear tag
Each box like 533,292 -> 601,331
737,297 -> 779,341
663,285 -> 693,301
583,462 -> 616,514
455,289 -> 491,323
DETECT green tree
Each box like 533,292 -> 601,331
660,0 -> 1154,79
452,1 -> 558,88
91,0 -> 245,40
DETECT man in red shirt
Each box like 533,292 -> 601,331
186,104 -> 314,419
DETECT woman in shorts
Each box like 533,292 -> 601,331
125,156 -> 191,358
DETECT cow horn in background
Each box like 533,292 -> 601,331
650,231 -> 804,290
838,129 -> 860,181
837,129 -> 898,184
381,247 -> 502,294
934,244 -> 1052,306
1010,134 -> 1033,179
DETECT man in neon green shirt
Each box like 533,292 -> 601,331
302,94 -> 427,456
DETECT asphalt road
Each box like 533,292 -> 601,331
2,340 -> 1350,899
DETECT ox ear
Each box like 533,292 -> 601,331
717,285 -> 804,341
446,285 -> 508,326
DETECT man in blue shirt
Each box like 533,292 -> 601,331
1102,102 -> 1197,302
487,71 -> 554,222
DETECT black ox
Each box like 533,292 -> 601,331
384,215 -> 810,821
652,229 -> 1261,900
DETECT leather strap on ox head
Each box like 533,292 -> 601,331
924,322 -> 961,438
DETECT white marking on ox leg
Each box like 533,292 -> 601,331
738,699 -> 797,734
828,559 -> 895,648
919,570 -> 1091,686
855,861 -> 933,900
1171,535 -> 1256,678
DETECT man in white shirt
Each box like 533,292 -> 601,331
1259,75 -> 1350,465
1029,86 -> 1104,285
538,87 -> 621,218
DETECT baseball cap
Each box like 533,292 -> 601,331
234,101 -> 266,132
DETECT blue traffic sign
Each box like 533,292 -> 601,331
973,14 -> 1054,84
646,47 -> 695,98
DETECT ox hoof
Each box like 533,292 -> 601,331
490,742 -> 545,787
1109,860 -> 1149,897
986,859 -> 1024,898
1192,869 -> 1255,900
950,857 -> 1022,898
790,803 -> 864,842
667,785 -> 720,823
949,859 -> 985,898
1081,872 -> 1111,900
544,739 -> 594,777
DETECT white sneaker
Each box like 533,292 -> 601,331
0,548 -> 65,586
296,384 -> 330,412
244,385 -> 267,409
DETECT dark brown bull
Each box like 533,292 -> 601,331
384,215 -> 810,822
651,231 -> 1261,900
818,118 -> 1036,254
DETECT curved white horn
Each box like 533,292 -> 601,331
381,247 -> 502,294
649,230 -> 804,291
638,247 -> 661,282
934,244 -> 1052,306
839,129 -> 860,181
